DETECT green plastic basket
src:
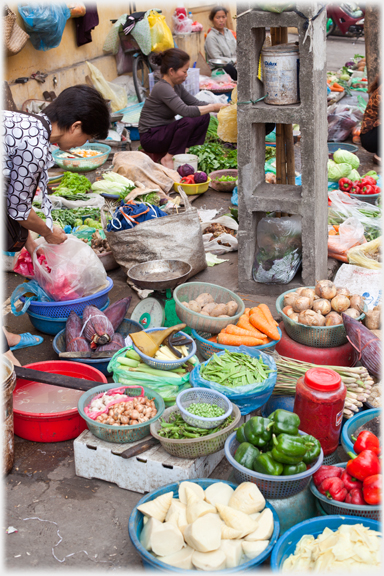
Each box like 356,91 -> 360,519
276,287 -> 367,348
173,282 -> 245,334
52,143 -> 111,173
78,383 -> 165,443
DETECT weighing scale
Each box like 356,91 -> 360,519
128,260 -> 192,333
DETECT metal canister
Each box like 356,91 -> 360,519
2,355 -> 16,475
261,43 -> 300,105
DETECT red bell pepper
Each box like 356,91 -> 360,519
346,450 -> 381,481
351,181 -> 362,194
341,469 -> 363,491
181,175 -> 195,184
360,176 -> 377,187
312,465 -> 343,488
339,177 -> 353,192
363,474 -> 382,505
345,487 -> 365,505
351,430 -> 380,456
319,477 -> 347,501
372,185 -> 381,194
361,184 -> 374,195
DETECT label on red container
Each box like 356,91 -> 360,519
335,409 -> 343,428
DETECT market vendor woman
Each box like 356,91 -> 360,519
139,48 -> 227,169
3,85 -> 109,256
205,6 -> 237,81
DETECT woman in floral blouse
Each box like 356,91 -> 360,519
360,75 -> 380,163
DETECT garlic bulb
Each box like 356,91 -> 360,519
331,294 -> 350,313
315,280 -> 337,300
292,296 -> 312,313
312,299 -> 332,315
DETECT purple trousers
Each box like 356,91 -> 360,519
140,114 -> 210,156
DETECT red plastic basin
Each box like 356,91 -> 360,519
13,361 -> 107,442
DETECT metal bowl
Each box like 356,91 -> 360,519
209,58 -> 229,66
127,259 -> 192,291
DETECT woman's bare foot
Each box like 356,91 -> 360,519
160,153 -> 175,170
373,154 -> 381,165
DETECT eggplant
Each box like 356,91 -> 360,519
342,313 -> 381,379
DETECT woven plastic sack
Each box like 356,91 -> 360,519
86,61 -> 127,113
190,348 -> 277,415
217,103 -> 237,143
11,280 -> 52,316
18,3 -> 70,51
148,11 -> 174,52
347,237 -> 381,270
32,235 -> 108,302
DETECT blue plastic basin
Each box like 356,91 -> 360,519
341,408 -> 381,455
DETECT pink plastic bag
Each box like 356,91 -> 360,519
84,386 -> 144,420
13,247 -> 50,279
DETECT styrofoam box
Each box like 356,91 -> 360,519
149,68 -> 200,96
74,430 -> 224,493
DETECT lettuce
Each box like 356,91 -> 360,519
333,149 -> 360,169
328,160 -> 352,182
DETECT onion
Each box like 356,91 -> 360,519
290,313 -> 299,322
301,288 -> 316,301
331,295 -> 351,313
336,286 -> 350,297
282,306 -> 294,317
292,296 -> 312,313
325,311 -> 343,326
343,308 -> 360,319
342,313 -> 381,378
349,295 -> 365,314
283,293 -> 299,307
315,280 -> 337,300
312,299 -> 332,315
298,310 -> 326,326
295,288 -> 305,295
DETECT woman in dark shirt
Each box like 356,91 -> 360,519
360,75 -> 381,162
139,48 -> 227,169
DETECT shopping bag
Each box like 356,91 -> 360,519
148,11 -> 174,52
11,280 -> 52,316
86,61 -> 127,113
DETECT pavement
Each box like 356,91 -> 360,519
3,35 -> 379,572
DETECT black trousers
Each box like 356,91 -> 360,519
224,63 -> 237,81
360,126 -> 380,155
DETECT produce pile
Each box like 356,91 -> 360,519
58,147 -> 101,158
328,190 -> 381,243
327,54 -> 368,94
181,292 -> 239,318
91,172 -> 136,201
157,411 -> 234,439
328,150 -> 381,196
86,390 -> 157,426
201,352 -> 274,388
50,171 -> 92,201
313,430 -> 381,506
177,163 -> 208,185
235,409 -> 321,476
202,223 -> 236,247
138,480 -> 275,569
117,348 -> 195,378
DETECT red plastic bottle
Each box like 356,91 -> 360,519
293,368 -> 347,456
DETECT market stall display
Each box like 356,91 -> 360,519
341,408 -> 381,454
208,169 -> 238,192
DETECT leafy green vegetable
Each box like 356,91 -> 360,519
265,146 -> 276,161
56,172 -> 92,195
216,175 -> 237,182
333,149 -> 360,169
189,142 -> 237,175
328,160 -> 351,181
137,192 -> 160,206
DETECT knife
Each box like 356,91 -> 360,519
58,351 -> 116,359
120,437 -> 160,459
14,366 -> 105,391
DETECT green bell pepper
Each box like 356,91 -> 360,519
236,423 -> 247,443
282,462 -> 307,476
268,409 -> 300,436
234,442 -> 260,471
301,435 -> 321,464
253,451 -> 283,476
271,433 -> 313,465
244,416 -> 273,448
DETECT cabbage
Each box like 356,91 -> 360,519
177,164 -> 195,177
333,149 -> 360,169
328,160 -> 351,182
194,171 -> 208,183
348,169 -> 361,182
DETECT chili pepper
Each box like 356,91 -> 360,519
253,451 -> 283,476
312,465 -> 343,488
339,177 -> 353,192
235,423 -> 247,443
345,487 -> 365,505
318,477 -> 347,501
234,442 -> 260,471
301,435 -> 322,464
271,433 -> 311,465
361,184 -> 374,195
351,430 -> 380,456
360,176 -> 377,187
363,474 -> 382,505
268,409 -> 300,436
340,469 -> 363,491
283,462 -> 307,476
346,449 -> 381,481
244,416 -> 273,448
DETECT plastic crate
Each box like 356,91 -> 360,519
149,68 -> 200,96
176,388 -> 232,429
132,328 -> 196,371
225,431 -> 324,500
192,328 -> 281,361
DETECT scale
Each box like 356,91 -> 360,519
128,260 -> 192,333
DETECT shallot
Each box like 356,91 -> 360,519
315,280 -> 337,300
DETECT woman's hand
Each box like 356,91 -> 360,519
210,102 -> 230,112
44,226 -> 67,244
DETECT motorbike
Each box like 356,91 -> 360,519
327,2 -> 365,39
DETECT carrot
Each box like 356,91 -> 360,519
208,336 -> 218,342
236,314 -> 268,339
249,309 -> 280,340
225,324 -> 262,338
217,333 -> 264,347
257,304 -> 280,333
244,308 -> 251,316
330,82 -> 344,92
250,306 -> 278,328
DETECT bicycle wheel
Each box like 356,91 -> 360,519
133,53 -> 151,103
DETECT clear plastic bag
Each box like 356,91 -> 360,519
11,280 -> 52,316
327,103 -> 364,142
32,235 -> 108,302
347,236 -> 381,270
328,217 -> 365,262
328,191 -> 382,243
253,215 -> 302,284
148,11 -> 174,52
172,13 -> 193,35
86,61 -> 127,113
217,103 -> 237,143
18,3 -> 71,51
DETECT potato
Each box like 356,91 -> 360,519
218,315 -> 230,318
210,304 -> 229,318
201,303 -> 217,315
226,301 -> 238,317
182,302 -> 190,309
188,300 -> 201,313
195,293 -> 214,307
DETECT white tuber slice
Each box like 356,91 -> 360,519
165,499 -> 186,521
137,492 -> 173,522
216,504 -> 259,538
160,546 -> 194,570
179,481 -> 205,504
166,499 -> 188,534
150,522 -> 184,557
241,539 -> 269,560
192,549 -> 227,571
140,517 -> 162,551
228,482 -> 266,515
183,513 -> 222,553
205,482 -> 234,508
244,508 -> 274,541
186,496 -> 216,524
220,539 -> 243,569
221,524 -> 243,539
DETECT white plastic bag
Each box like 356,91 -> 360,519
195,90 -> 228,104
33,236 -> 108,302
50,194 -> 105,210
86,61 -> 127,113
333,264 -> 382,310
201,216 -> 238,254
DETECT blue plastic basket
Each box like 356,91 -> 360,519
192,327 -> 282,361
310,462 -> 381,520
27,299 -> 110,336
21,277 -> 113,318
128,478 -> 280,573
341,408 -> 381,455
225,431 -> 324,500
270,515 -> 381,572
176,388 -> 232,429
132,328 -> 197,371
52,318 -> 142,376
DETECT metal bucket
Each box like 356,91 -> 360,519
2,356 -> 16,475
262,43 -> 300,105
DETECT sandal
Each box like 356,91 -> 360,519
10,333 -> 44,351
